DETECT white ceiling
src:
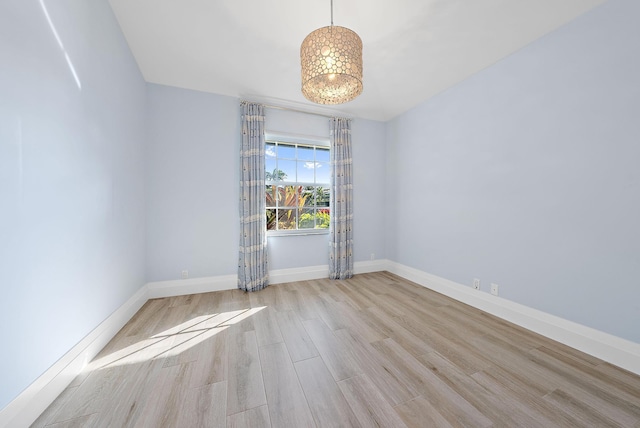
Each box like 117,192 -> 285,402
108,0 -> 606,121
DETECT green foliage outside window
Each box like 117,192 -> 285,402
299,209 -> 330,229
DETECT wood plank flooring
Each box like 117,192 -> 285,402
33,272 -> 640,427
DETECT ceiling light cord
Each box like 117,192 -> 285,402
330,0 -> 334,26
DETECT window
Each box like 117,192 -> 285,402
265,139 -> 330,233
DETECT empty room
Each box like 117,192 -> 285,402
1,0 -> 639,426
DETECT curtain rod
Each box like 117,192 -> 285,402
241,100 -> 351,120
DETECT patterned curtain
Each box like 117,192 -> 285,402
329,118 -> 354,280
238,102 -> 269,292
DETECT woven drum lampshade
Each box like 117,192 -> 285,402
300,25 -> 363,105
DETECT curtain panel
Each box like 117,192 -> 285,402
238,102 -> 269,292
329,117 -> 354,279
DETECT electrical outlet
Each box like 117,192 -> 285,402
370,253 -> 375,260
181,270 -> 189,279
473,278 -> 480,290
490,283 -> 499,296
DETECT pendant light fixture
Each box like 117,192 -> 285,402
300,0 -> 363,105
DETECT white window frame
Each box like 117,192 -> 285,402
265,132 -> 330,236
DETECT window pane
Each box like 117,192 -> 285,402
316,208 -> 331,229
266,143 -> 276,158
316,147 -> 330,162
297,146 -> 315,161
299,208 -> 315,229
316,162 -> 330,184
265,158 -> 277,181
297,161 -> 316,184
277,160 -> 296,182
302,186 -> 316,207
277,144 -> 296,159
277,208 -> 297,230
277,185 -> 298,208
266,209 -> 276,230
266,185 -> 276,207
316,186 -> 330,207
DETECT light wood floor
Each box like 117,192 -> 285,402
33,272 -> 640,427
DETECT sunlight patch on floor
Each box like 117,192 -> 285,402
87,306 -> 266,370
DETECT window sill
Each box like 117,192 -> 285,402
267,230 -> 329,237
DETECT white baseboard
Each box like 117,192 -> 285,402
146,259 -> 387,298
385,260 -> 640,376
268,259 -> 388,284
269,264 -> 328,284
0,286 -> 149,428
146,274 -> 237,299
354,259 -> 387,274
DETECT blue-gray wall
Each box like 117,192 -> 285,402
0,0 -> 147,409
386,0 -> 640,342
145,84 -> 240,281
145,86 -> 387,279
